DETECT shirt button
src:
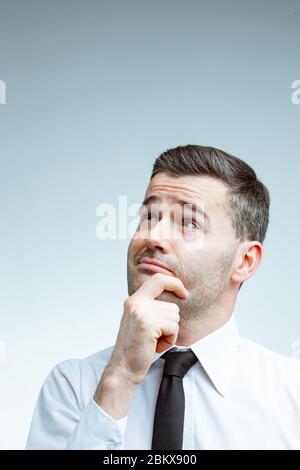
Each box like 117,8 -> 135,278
108,441 -> 118,449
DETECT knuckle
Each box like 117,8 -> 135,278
170,303 -> 180,314
123,297 -> 134,313
169,322 -> 179,334
153,272 -> 163,280
124,298 -> 139,316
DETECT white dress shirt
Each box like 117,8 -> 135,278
26,314 -> 300,450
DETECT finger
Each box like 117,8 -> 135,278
136,273 -> 189,300
156,321 -> 179,352
153,300 -> 180,320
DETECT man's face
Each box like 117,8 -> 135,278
127,172 -> 240,320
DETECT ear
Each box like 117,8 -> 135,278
231,241 -> 263,286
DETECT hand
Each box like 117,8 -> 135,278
106,273 -> 189,386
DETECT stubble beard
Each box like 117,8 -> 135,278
127,245 -> 237,322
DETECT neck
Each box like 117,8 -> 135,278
176,291 -> 237,346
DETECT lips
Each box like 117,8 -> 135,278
137,257 -> 174,276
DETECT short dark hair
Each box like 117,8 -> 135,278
151,145 -> 270,244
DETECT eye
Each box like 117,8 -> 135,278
140,211 -> 159,223
183,219 -> 198,230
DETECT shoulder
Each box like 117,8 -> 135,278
239,336 -> 300,387
42,345 -> 115,407
51,344 -> 115,377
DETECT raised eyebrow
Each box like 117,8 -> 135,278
141,195 -> 162,206
141,195 -> 210,224
180,200 -> 210,223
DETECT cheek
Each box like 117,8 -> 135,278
174,227 -> 208,254
177,244 -> 215,281
174,236 -> 207,262
171,242 -> 197,282
128,235 -> 145,259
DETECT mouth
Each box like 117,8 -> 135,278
137,257 -> 174,276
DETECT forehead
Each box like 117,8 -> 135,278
145,172 -> 229,211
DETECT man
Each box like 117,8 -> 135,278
26,145 -> 300,450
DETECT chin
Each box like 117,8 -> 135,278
156,291 -> 179,302
127,277 -> 144,296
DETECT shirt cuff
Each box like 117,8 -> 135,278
66,398 -> 128,450
92,399 -> 128,434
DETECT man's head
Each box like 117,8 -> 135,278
127,145 -> 270,321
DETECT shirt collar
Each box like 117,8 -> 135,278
151,314 -> 240,397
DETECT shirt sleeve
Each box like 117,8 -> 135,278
25,360 -> 128,450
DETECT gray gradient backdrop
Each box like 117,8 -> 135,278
0,0 -> 299,449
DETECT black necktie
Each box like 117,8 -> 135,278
151,348 -> 198,450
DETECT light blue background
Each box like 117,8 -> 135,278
0,0 -> 299,449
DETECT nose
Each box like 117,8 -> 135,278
144,217 -> 173,253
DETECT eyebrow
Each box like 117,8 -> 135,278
141,194 -> 211,227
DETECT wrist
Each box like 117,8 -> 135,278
102,359 -> 143,387
94,366 -> 138,420
100,369 -> 139,392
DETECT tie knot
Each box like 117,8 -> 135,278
161,348 -> 198,378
